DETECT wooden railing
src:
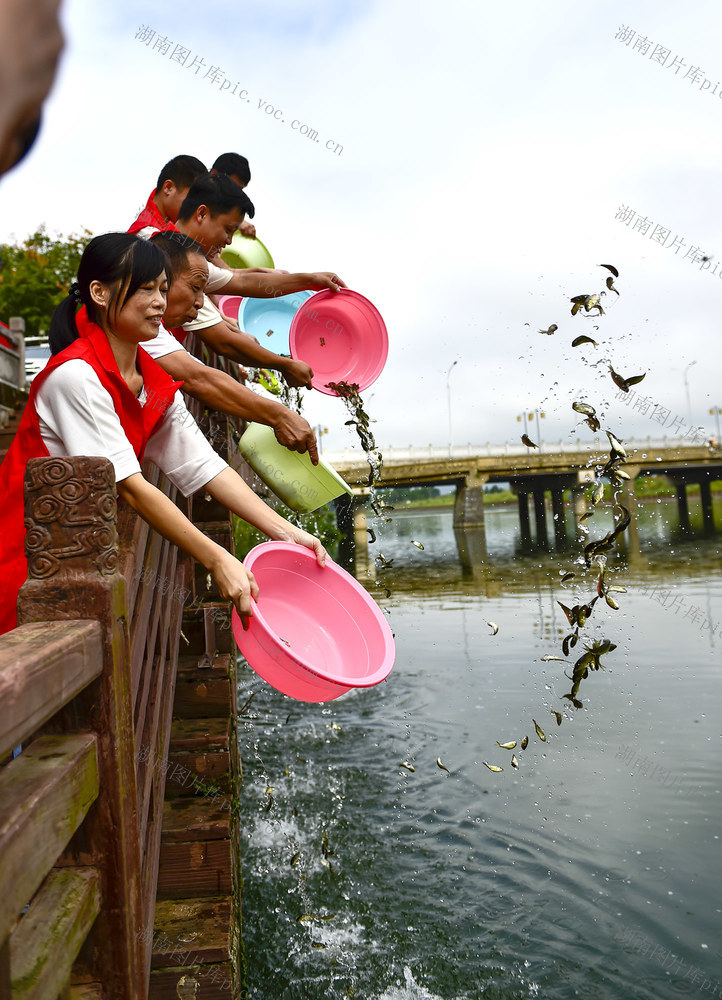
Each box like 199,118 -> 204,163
0,335 -> 247,999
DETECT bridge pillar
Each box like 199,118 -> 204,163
675,481 -> 691,533
615,466 -> 641,561
517,491 -> 531,546
453,472 -> 488,529
532,488 -> 549,548
571,470 -> 594,537
454,526 -> 488,579
333,492 -> 376,581
699,477 -> 715,533
550,488 -> 567,548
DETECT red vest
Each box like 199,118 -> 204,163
127,188 -> 179,235
0,311 -> 183,635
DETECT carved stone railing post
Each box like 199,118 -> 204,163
18,456 -> 146,1000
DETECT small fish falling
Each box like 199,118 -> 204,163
605,276 -> 619,296
483,761 -> 503,772
488,622 -> 499,635
533,719 -> 547,742
571,401 -> 600,433
320,337 -> 326,346
291,851 -> 301,867
571,335 -> 598,348
551,710 -> 563,726
598,264 -> 619,278
511,754 -> 519,769
238,692 -> 255,716
570,293 -> 604,317
541,655 -> 567,662
411,540 -> 424,550
496,741 -> 517,750
521,433 -> 538,448
367,527 -> 376,544
538,324 -> 558,336
521,736 -> 529,750
399,761 -> 415,772
609,366 -> 646,394
561,572 -> 576,583
606,430 -> 627,461
328,380 -> 384,494
436,758 -> 450,774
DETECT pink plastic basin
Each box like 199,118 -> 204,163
231,541 -> 395,702
289,289 -> 389,396
217,295 -> 243,322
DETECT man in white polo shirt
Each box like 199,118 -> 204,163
147,231 -> 321,462
133,172 -> 346,389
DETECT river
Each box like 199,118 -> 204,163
237,497 -> 722,999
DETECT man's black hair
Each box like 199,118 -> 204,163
212,152 -> 251,187
156,155 -> 208,191
177,172 -> 255,222
150,231 -> 207,277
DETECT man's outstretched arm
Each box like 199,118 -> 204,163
156,350 -> 319,464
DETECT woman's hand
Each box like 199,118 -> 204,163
209,548 -> 259,629
277,525 -> 327,567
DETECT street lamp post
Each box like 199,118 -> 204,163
316,424 -> 328,454
446,360 -> 458,454
683,360 -> 697,422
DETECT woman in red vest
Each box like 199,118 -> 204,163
0,232 -> 325,636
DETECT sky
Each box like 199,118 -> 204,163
2,0 -> 722,453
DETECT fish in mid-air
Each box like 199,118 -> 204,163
521,434 -> 538,448
609,366 -> 645,393
533,719 -> 547,742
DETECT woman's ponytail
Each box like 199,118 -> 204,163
48,290 -> 81,355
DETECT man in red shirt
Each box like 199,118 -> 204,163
210,152 -> 256,239
128,154 -> 208,235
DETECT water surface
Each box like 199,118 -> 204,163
238,499 -> 722,999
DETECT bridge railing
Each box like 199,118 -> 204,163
0,452 -> 190,998
323,437 -> 714,464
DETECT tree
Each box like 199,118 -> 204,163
0,226 -> 91,336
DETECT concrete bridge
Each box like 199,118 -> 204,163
327,438 -> 722,551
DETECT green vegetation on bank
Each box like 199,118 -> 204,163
0,227 -> 90,335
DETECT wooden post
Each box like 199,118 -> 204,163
17,456 -> 146,1000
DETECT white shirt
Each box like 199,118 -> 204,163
141,324 -> 202,362
35,359 -> 227,497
